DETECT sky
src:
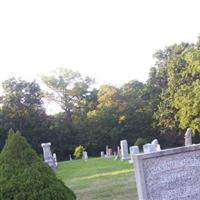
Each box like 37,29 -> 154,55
0,0 -> 199,113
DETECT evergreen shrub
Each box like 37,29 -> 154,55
0,129 -> 76,200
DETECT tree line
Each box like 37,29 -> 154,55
0,37 -> 200,160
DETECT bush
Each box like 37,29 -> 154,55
0,129 -> 76,200
134,137 -> 147,147
73,145 -> 85,159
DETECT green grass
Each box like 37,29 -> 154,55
56,157 -> 138,200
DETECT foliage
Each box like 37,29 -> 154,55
74,145 -> 85,159
42,68 -> 94,126
0,129 -> 76,200
154,39 -> 200,136
0,78 -> 50,153
134,138 -> 147,147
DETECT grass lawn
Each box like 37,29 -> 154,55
56,157 -> 138,200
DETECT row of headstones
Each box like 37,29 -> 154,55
41,128 -> 193,169
100,139 -> 161,162
102,128 -> 193,162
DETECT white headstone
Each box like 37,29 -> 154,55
82,151 -> 88,160
151,139 -> 161,151
143,143 -> 157,153
130,146 -> 140,154
185,128 -> 192,146
41,142 -> 56,169
69,154 -> 72,161
101,151 -> 104,157
129,145 -> 140,163
120,140 -> 130,160
53,153 -> 58,167
117,146 -> 121,156
115,146 -> 121,160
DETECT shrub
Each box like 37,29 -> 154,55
134,137 -> 147,147
0,129 -> 76,200
73,145 -> 85,159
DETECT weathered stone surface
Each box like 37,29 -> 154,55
133,144 -> 200,200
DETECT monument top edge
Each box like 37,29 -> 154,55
41,142 -> 51,147
133,144 -> 200,160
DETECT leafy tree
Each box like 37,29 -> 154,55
153,43 -> 190,130
42,68 -> 94,126
0,78 -> 49,153
0,129 -> 76,200
152,39 -> 200,145
174,46 -> 200,132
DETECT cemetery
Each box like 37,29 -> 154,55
0,125 -> 198,199
0,5 -> 200,198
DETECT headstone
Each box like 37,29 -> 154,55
133,144 -> 200,200
185,128 -> 192,146
151,139 -> 158,147
129,145 -> 139,163
143,143 -> 157,153
130,146 -> 140,154
82,151 -> 88,161
151,139 -> 161,151
106,145 -> 109,157
41,142 -> 56,169
100,151 -> 104,157
53,153 -> 58,167
108,148 -> 112,156
117,146 -> 121,156
69,154 -> 72,161
120,140 -> 130,160
115,146 -> 121,160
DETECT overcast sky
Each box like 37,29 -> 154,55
0,0 -> 199,87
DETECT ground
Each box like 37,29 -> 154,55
56,157 -> 138,200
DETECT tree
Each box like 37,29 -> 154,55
0,129 -> 76,200
0,78 -> 50,153
153,43 -> 190,130
42,68 -> 94,126
174,46 -> 200,133
151,39 -> 200,145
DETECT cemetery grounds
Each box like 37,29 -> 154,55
56,157 -> 138,200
